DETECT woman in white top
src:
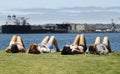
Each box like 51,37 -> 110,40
5,35 -> 26,53
27,36 -> 60,54
61,34 -> 87,54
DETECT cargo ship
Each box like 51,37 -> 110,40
1,15 -> 71,33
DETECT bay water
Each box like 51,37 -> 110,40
0,33 -> 120,52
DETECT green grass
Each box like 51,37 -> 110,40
0,50 -> 120,74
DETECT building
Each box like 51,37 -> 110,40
86,24 -> 96,32
56,23 -> 71,31
70,23 -> 96,32
95,24 -> 114,32
70,24 -> 86,32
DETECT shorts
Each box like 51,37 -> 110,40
38,42 -> 54,53
39,42 -> 54,49
46,43 -> 54,49
40,47 -> 50,53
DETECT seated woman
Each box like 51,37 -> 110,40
61,34 -> 87,55
27,36 -> 60,54
5,35 -> 26,53
87,36 -> 112,55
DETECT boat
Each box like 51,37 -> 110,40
1,15 -> 70,33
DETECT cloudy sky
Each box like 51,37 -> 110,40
0,0 -> 120,25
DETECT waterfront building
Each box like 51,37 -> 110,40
70,23 -> 96,32
86,24 -> 96,32
95,24 -> 114,32
70,23 -> 77,32
70,24 -> 86,32
76,24 -> 86,32
56,23 -> 71,31
114,24 -> 120,32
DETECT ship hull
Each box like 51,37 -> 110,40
1,25 -> 68,33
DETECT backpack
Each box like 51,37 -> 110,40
61,46 -> 73,55
11,44 -> 19,53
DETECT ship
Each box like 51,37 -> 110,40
1,15 -> 71,33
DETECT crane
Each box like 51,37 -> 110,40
111,19 -> 116,32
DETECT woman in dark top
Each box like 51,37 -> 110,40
5,35 -> 25,53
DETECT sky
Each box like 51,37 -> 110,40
1,0 -> 120,25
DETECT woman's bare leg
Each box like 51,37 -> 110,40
17,36 -> 25,52
72,34 -> 80,46
9,35 -> 17,45
79,34 -> 86,46
48,36 -> 60,52
88,37 -> 100,54
103,36 -> 112,52
79,34 -> 87,52
41,36 -> 49,44
95,37 -> 101,44
5,35 -> 17,52
17,36 -> 25,47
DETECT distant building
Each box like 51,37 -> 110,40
86,24 -> 96,32
114,24 -> 120,32
56,23 -> 71,31
76,24 -> 86,32
70,24 -> 86,32
95,24 -> 112,30
95,24 -> 113,32
70,23 -> 77,32
70,24 -> 96,32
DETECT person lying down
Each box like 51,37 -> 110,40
27,36 -> 60,54
61,34 -> 87,55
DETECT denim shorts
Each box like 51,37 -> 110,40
46,43 -> 54,49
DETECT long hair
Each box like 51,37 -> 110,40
61,46 -> 73,55
89,45 -> 97,54
11,44 -> 19,53
28,44 -> 40,54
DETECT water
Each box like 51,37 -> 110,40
0,33 -> 120,52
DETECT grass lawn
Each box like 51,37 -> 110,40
0,50 -> 120,74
